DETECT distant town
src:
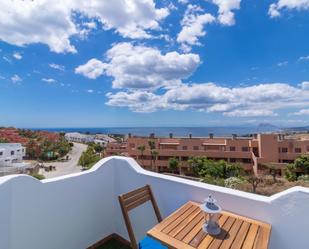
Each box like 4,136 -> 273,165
1,126 -> 309,196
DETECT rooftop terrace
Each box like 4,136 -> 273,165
0,156 -> 309,249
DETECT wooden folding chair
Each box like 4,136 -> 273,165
118,185 -> 164,249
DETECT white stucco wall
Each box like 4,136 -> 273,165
0,156 -> 309,249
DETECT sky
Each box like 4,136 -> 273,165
0,0 -> 309,128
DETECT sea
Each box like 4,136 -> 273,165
31,126 -> 282,137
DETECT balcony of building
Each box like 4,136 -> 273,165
0,156 -> 309,249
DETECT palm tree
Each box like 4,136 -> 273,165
137,145 -> 145,166
151,149 -> 159,172
148,140 -> 156,171
148,140 -> 156,150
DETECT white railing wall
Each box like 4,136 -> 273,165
0,156 -> 309,249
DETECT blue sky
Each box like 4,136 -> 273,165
0,0 -> 308,128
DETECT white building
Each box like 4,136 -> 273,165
0,143 -> 26,167
94,135 -> 117,147
64,132 -> 95,143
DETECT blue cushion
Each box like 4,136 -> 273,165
139,236 -> 167,249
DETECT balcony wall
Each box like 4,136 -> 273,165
0,156 -> 309,249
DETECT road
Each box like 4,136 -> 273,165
41,142 -> 88,179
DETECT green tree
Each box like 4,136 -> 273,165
168,157 -> 179,174
188,157 -> 243,179
78,147 -> 101,170
285,163 -> 297,181
246,175 -> 262,194
294,155 -> 309,174
187,156 -> 209,176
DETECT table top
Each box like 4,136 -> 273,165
147,201 -> 271,249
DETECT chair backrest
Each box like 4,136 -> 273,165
118,185 -> 162,249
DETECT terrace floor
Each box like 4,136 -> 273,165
97,238 -> 131,249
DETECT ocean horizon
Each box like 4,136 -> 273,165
30,125 -> 282,137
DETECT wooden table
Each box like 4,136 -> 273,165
147,201 -> 271,249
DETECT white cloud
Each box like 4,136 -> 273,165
75,59 -> 107,79
301,81 -> 309,90
42,78 -> 56,83
223,109 -> 277,117
11,74 -> 22,83
277,61 -> 288,66
299,55 -> 309,61
290,109 -> 309,115
83,22 -> 97,29
49,63 -> 65,71
77,0 -> 169,39
13,52 -> 22,60
178,0 -> 189,4
177,5 -> 215,51
106,82 -> 309,116
0,1 -> 77,53
0,0 -> 169,53
212,0 -> 241,26
3,56 -> 11,63
76,42 -> 200,89
269,0 -> 309,17
106,91 -> 165,112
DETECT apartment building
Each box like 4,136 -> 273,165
65,132 -> 95,143
0,143 -> 26,167
106,133 -> 309,175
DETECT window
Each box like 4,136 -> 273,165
307,146 -> 309,152
230,146 -> 236,151
193,146 -> 199,150
230,158 -> 236,163
242,147 -> 249,152
281,147 -> 288,153
295,148 -> 302,153
182,146 -> 188,150
11,151 -> 15,155
242,158 -> 252,163
0,152 -> 3,156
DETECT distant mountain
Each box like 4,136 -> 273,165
256,123 -> 281,132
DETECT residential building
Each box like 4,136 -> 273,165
93,134 -> 117,147
0,143 -> 29,176
106,133 -> 309,174
64,132 -> 95,143
0,143 -> 26,167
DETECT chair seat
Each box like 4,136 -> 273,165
139,236 -> 167,249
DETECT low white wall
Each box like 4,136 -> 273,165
0,156 -> 309,249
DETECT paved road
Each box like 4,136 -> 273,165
41,142 -> 88,179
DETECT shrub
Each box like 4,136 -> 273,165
31,173 -> 45,180
285,164 -> 297,182
202,175 -> 225,186
224,177 -> 245,189
298,175 -> 309,182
